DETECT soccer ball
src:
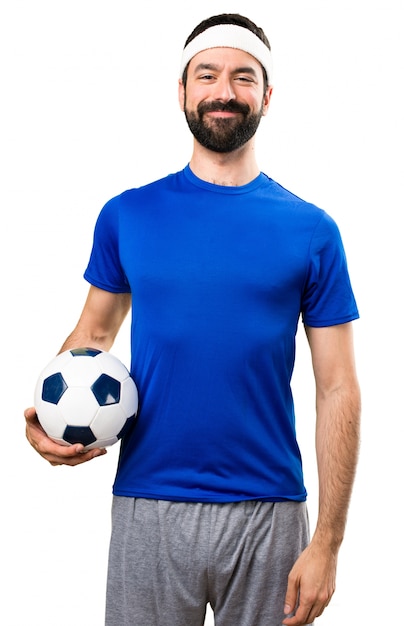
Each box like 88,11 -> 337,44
34,347 -> 138,449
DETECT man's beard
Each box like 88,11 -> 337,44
184,98 -> 264,153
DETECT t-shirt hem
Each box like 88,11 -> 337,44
303,311 -> 359,328
112,488 -> 307,503
83,271 -> 131,294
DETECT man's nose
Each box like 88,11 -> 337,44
211,76 -> 236,102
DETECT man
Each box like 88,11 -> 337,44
25,13 -> 361,626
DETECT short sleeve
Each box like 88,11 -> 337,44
83,195 -> 131,293
301,212 -> 359,327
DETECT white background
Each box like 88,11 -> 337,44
1,0 -> 403,624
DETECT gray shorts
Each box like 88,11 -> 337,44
105,497 -> 310,626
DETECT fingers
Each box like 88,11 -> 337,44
24,406 -> 39,422
283,599 -> 325,626
47,446 -> 107,467
283,581 -> 332,625
282,547 -> 335,625
283,582 -> 298,624
24,406 -> 107,466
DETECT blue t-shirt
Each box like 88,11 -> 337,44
84,165 -> 359,502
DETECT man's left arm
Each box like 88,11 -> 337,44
283,322 -> 361,625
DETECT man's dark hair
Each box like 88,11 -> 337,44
182,13 -> 271,88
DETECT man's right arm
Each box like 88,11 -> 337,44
25,286 -> 132,466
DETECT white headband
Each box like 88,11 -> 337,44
179,24 -> 273,83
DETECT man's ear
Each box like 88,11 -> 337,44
262,85 -> 273,116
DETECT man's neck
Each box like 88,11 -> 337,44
189,140 -> 260,187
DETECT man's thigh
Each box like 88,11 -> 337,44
209,500 -> 310,626
105,497 -> 209,626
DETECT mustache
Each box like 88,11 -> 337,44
197,100 -> 250,116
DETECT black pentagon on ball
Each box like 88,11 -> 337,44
64,425 -> 97,447
70,347 -> 102,357
117,415 -> 136,440
42,372 -> 68,404
91,373 -> 121,406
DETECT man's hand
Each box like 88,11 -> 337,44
25,406 -> 107,466
282,539 -> 337,625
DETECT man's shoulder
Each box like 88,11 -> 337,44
122,170 -> 184,199
259,175 -> 327,226
98,171 -> 184,215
